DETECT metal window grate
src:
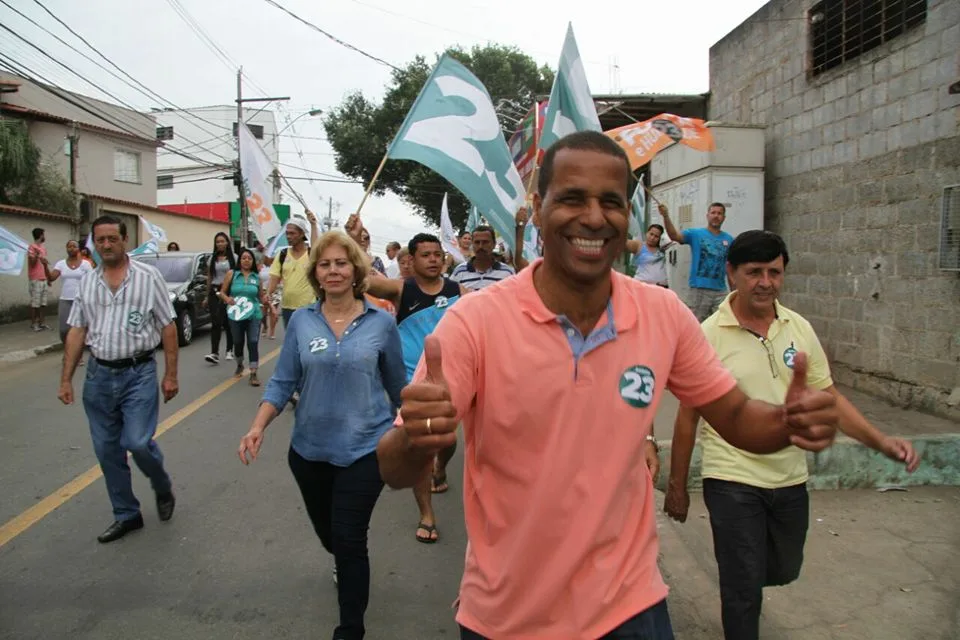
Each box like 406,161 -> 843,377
232,122 -> 264,139
156,126 -> 174,141
157,175 -> 174,189
940,185 -> 960,271
809,0 -> 926,77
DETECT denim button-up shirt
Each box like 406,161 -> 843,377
262,300 -> 406,466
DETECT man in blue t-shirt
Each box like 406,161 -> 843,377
661,202 -> 735,321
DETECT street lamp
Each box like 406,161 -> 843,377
276,108 -> 323,137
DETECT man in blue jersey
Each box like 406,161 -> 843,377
661,202 -> 735,321
357,226 -> 469,544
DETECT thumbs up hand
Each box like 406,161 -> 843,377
399,335 -> 458,455
783,352 -> 838,452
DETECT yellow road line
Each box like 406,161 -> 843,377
0,346 -> 281,549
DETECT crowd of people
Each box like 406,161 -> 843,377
48,130 -> 922,640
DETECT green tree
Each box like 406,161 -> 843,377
324,44 -> 553,231
0,118 -> 77,216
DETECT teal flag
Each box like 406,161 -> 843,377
388,54 -> 525,255
129,240 -> 159,256
629,175 -> 646,239
539,23 -> 602,151
466,205 -> 480,233
0,224 -> 29,276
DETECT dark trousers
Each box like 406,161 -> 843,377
208,287 -> 233,354
460,599 -> 674,639
229,318 -> 260,367
288,448 -> 385,640
702,479 -> 809,640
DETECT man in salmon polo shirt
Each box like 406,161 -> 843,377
377,131 -> 839,640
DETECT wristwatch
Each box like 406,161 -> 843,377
645,434 -> 660,452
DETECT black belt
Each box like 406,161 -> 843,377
95,351 -> 155,369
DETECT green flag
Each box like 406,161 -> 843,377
629,175 -> 646,239
540,23 -> 601,151
466,205 -> 480,233
388,54 -> 525,255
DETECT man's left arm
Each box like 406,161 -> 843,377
151,272 -> 179,402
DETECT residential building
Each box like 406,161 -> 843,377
0,72 -> 228,316
708,0 -> 959,417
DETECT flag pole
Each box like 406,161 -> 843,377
642,183 -> 663,207
355,146 -> 390,216
523,101 -> 540,199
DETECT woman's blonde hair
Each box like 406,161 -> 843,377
306,230 -> 369,301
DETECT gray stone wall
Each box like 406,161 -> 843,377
709,0 -> 960,419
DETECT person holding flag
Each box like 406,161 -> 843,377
218,247 -> 265,386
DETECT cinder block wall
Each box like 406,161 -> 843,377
709,0 -> 960,419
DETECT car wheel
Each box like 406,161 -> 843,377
177,310 -> 193,346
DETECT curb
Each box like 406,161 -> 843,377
655,434 -> 960,492
0,342 -> 63,363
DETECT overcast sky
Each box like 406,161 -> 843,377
1,0 -> 769,251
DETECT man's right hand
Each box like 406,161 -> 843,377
664,483 -> 690,523
58,381 -> 73,405
399,335 -> 457,456
657,203 -> 668,217
344,213 -> 363,240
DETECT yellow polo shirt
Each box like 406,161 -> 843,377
698,293 -> 833,489
269,248 -> 316,310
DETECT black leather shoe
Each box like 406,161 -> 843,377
156,491 -> 176,522
97,514 -> 144,543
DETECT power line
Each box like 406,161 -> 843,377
261,0 -> 401,71
163,0 -> 237,73
17,0 -> 234,157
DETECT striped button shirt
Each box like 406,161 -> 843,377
67,259 -> 175,361
450,259 -> 515,291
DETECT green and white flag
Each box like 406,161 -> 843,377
629,175 -> 646,239
466,204 -> 480,233
388,54 -> 525,255
539,23 -> 601,151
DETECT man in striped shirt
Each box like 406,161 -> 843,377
58,215 -> 179,544
449,226 -> 515,291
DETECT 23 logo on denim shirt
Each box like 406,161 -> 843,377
309,337 -> 329,353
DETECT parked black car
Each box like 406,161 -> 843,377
132,251 -> 212,346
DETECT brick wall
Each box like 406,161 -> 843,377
709,0 -> 960,418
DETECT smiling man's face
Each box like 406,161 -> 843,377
533,148 -> 629,286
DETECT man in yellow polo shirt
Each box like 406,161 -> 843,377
665,230 -> 920,640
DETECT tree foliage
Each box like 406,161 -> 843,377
0,118 -> 78,217
324,44 -> 554,232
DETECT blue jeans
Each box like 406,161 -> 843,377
460,599 -> 674,639
230,318 -> 260,368
702,479 -> 809,640
82,358 -> 172,521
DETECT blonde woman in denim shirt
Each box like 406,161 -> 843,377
238,230 -> 406,640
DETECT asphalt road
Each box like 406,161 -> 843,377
0,328 -> 468,639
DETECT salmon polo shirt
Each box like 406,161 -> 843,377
407,259 -> 737,639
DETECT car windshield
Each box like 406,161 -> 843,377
134,255 -> 193,284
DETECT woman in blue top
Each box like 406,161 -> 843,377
626,223 -> 669,287
238,230 -> 406,640
218,248 -> 264,385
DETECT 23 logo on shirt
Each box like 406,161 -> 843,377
127,310 -> 144,329
619,365 -> 656,408
434,296 -> 449,309
783,344 -> 797,369
309,337 -> 329,353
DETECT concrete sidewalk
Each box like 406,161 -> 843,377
657,486 -> 960,639
0,321 -> 62,363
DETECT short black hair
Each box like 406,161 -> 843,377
471,225 -> 495,240
408,233 -> 441,255
727,230 -> 790,268
538,131 -> 633,199
32,228 -> 44,240
647,223 -> 664,234
708,202 -> 727,214
91,215 -> 127,238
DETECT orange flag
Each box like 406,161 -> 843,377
606,113 -> 715,170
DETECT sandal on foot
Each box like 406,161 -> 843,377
415,522 -> 438,544
431,470 -> 449,494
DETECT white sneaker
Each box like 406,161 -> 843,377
204,353 -> 219,364
224,352 -> 235,361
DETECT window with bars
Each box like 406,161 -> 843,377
156,126 -> 174,141
113,150 -> 141,183
232,122 -> 264,139
809,0 -> 926,77
157,175 -> 174,189
940,185 -> 959,271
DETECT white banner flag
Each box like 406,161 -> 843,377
239,122 -> 283,245
439,194 -> 466,264
139,216 -> 168,244
0,224 -> 30,276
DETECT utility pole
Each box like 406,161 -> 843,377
234,68 -> 290,247
323,196 -> 340,231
